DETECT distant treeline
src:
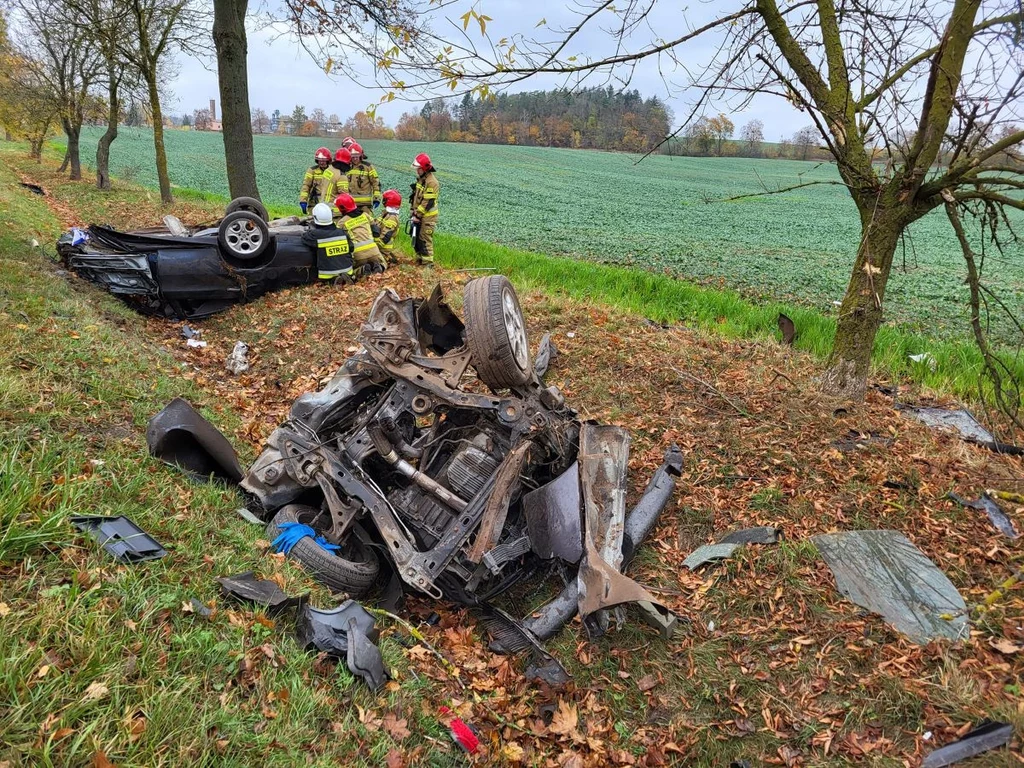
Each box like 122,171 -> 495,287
393,87 -> 672,153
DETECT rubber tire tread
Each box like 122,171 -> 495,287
266,505 -> 379,595
225,196 -> 269,222
217,210 -> 270,261
463,275 -> 531,389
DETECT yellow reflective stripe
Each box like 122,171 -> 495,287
350,195 -> 373,204
419,210 -> 438,218
319,268 -> 354,279
352,239 -> 375,252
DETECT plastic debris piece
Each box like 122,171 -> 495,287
225,341 -> 250,375
903,406 -> 994,444
948,493 -> 1020,539
908,352 -> 937,370
921,722 -> 1013,767
682,542 -> 741,570
235,507 -> 264,525
71,516 -> 167,563
189,598 -> 214,618
186,338 -> 207,348
181,325 -> 200,340
718,526 -> 781,545
146,398 -> 243,484
813,530 -> 969,642
296,601 -> 378,658
216,571 -> 307,614
524,652 -> 571,686
439,706 -> 480,754
346,618 -> 387,690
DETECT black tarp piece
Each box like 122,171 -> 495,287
922,722 -> 1013,767
813,530 -> 969,642
903,407 -> 994,443
719,526 -> 781,545
146,398 -> 243,483
296,601 -> 386,690
71,516 -> 167,563
216,572 -> 307,614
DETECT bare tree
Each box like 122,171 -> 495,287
193,107 -> 212,130
213,0 -> 258,199
0,13 -> 60,157
117,0 -> 207,203
333,0 -> 1024,402
251,107 -> 269,134
741,119 -> 764,157
8,0 -> 102,180
791,125 -> 818,162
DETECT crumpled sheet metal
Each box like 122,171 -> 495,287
576,425 -> 674,634
296,601 -> 386,690
216,571 -> 307,614
921,721 -> 1013,767
146,397 -> 243,483
719,526 -> 781,545
948,493 -> 1020,539
522,461 -> 583,563
813,530 -> 969,643
904,407 -> 994,444
683,542 -> 742,570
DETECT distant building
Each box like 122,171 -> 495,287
209,99 -> 222,132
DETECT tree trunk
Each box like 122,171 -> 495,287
63,119 -> 82,180
214,0 -> 261,201
146,73 -> 173,204
96,71 -> 119,190
820,208 -> 905,399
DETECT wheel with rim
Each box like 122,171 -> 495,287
218,210 -> 270,261
266,504 -> 379,595
225,196 -> 269,222
463,275 -> 532,389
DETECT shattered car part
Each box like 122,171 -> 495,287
719,526 -> 781,545
242,279 -> 680,643
346,619 -> 388,691
296,600 -> 377,655
682,542 -> 742,570
813,530 -> 968,643
57,202 -> 325,320
71,516 -> 167,563
146,398 -> 243,484
216,571 -> 308,614
902,406 -> 994,444
921,722 -> 1013,768
948,493 -> 1020,539
522,462 -> 583,563
225,341 -> 250,375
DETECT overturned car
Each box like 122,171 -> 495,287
57,197 -> 321,320
242,275 -> 683,641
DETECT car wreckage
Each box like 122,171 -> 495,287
239,275 -> 683,643
57,197 -> 323,320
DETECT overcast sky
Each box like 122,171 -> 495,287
173,1 -> 809,140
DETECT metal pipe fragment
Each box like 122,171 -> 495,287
368,422 -> 468,512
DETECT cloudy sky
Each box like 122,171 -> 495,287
173,1 -> 809,140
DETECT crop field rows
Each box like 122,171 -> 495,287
77,127 -> 1024,345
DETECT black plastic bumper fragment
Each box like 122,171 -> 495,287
216,571 -> 308,614
146,398 -> 243,483
71,516 -> 167,563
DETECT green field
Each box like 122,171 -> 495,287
75,127 -> 1024,344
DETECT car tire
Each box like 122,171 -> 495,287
218,211 -> 270,261
267,504 -> 380,595
225,196 -> 269,222
463,275 -> 532,389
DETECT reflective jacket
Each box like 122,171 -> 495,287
412,171 -> 439,219
340,210 -> 383,266
328,162 -> 350,201
300,165 -> 340,205
347,160 -> 381,208
301,223 -> 354,280
373,209 -> 400,256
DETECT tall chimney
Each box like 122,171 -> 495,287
210,99 -> 216,119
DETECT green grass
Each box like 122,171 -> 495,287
67,127 -> 1024,346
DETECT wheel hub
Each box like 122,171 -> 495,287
225,219 -> 263,254
502,289 -> 529,370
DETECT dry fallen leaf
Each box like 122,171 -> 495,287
637,674 -> 659,692
385,748 -> 405,768
0,602 -> 10,617
82,682 -> 110,702
382,713 -> 412,741
91,750 -> 117,768
990,638 -> 1023,655
548,699 -> 579,737
501,741 -> 525,762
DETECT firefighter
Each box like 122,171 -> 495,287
346,142 -> 381,216
410,152 -> 439,266
341,136 -> 355,149
301,203 -> 355,282
373,189 -> 402,265
334,193 -> 386,274
299,147 -> 338,214
329,147 -> 352,202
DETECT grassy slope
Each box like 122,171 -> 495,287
3,142 -> 1022,767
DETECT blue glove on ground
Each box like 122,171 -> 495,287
372,200 -> 380,209
300,202 -> 308,214
271,522 -> 341,555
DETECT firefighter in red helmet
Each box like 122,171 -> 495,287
346,141 -> 381,216
409,152 -> 439,266
299,147 -> 337,214
334,193 -> 386,275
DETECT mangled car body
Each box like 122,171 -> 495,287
242,276 -> 682,640
57,198 -> 318,320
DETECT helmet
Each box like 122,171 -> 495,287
334,147 -> 351,164
348,141 -> 363,156
312,202 -> 333,225
342,136 -> 355,148
412,152 -> 431,170
382,189 -> 402,208
314,146 -> 331,162
334,193 -> 357,213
